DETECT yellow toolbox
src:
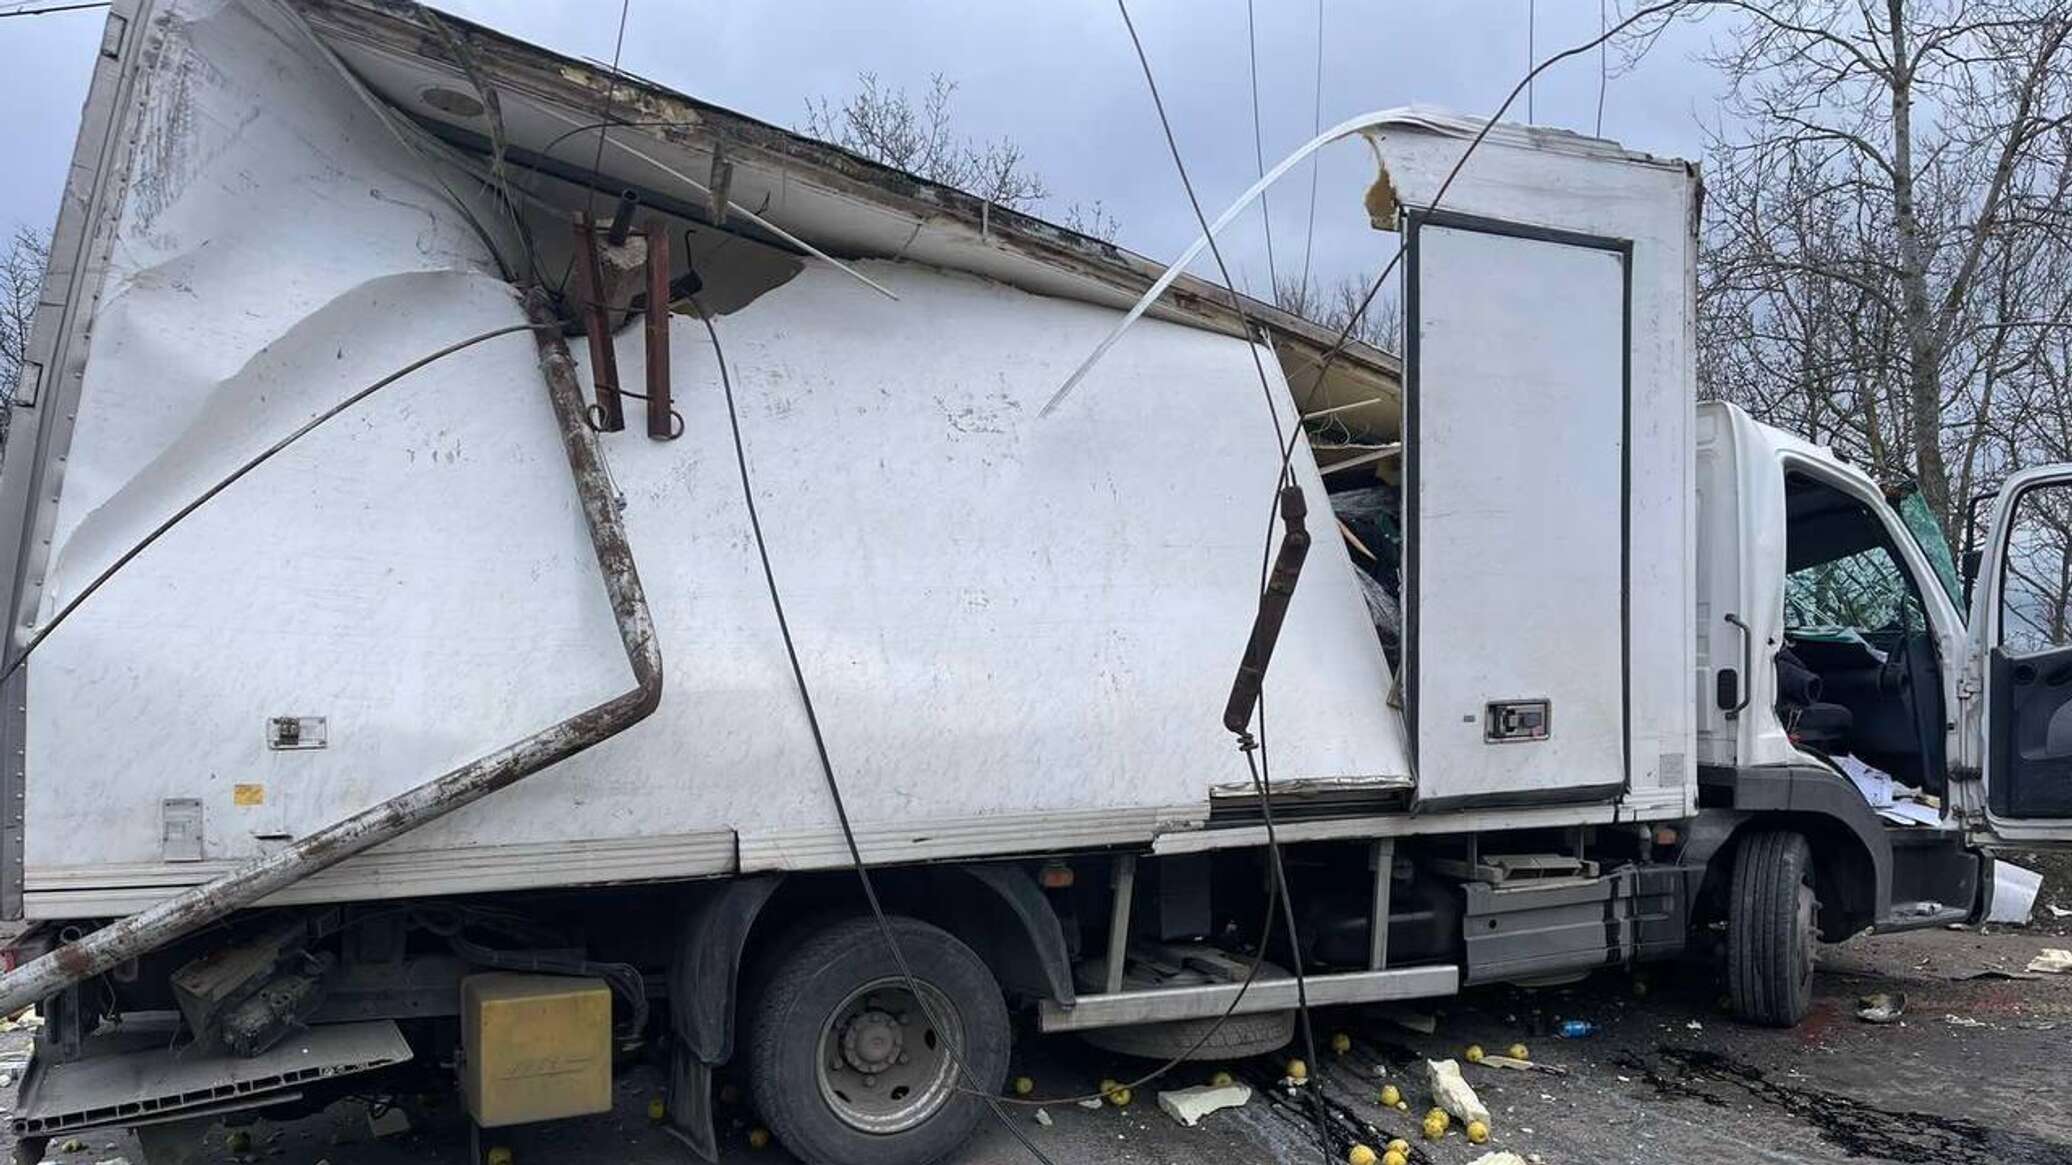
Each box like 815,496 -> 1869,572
460,972 -> 613,1128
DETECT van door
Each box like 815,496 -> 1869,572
1970,466 -> 2072,844
1402,209 -> 1630,810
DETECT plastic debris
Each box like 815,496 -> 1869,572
2028,948 -> 2072,974
1557,1019 -> 1596,1038
1156,1081 -> 1252,1127
1034,1108 -> 1053,1127
1684,1020 -> 1703,1031
1467,1153 -> 1530,1165
1077,1097 -> 1105,1111
1944,1014 -> 1987,1028
1424,1059 -> 1489,1126
1856,991 -> 1906,1023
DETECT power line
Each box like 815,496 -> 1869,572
1597,0 -> 1609,136
1113,2 -> 1331,1159
0,2 -> 109,17
1299,0 -> 1325,299
1527,0 -> 1537,124
1246,0 -> 1277,293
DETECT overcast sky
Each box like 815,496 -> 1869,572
0,1 -> 1730,300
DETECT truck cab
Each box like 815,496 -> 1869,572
1695,400 -> 2072,944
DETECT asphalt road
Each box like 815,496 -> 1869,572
8,926 -> 2072,1165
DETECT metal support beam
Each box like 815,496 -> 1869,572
572,213 -> 625,432
1368,837 -> 1395,971
1104,854 -> 1137,995
643,224 -> 674,440
1039,965 -> 1459,1033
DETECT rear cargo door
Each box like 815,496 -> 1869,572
1969,465 -> 2072,845
1404,210 -> 1630,809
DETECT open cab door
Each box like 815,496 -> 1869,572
1968,466 -> 2072,846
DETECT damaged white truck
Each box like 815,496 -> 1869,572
3,2 -> 2071,1163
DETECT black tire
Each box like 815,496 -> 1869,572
1727,829 -> 1819,1026
746,915 -> 1010,1165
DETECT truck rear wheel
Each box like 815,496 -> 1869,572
746,914 -> 1009,1165
1727,829 -> 1818,1026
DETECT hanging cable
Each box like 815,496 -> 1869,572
1298,0 -> 1326,299
1597,0 -> 1610,136
689,300 -> 1059,1165
1246,0 -> 1278,293
1114,1 -> 1333,1156
1527,0 -> 1537,124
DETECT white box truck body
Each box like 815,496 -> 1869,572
2,3 -> 2070,1162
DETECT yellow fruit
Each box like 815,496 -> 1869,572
1013,1076 -> 1035,1096
1286,1058 -> 1309,1081
1383,1153 -> 1409,1165
1427,1107 -> 1449,1125
486,1149 -> 514,1165
1210,1070 -> 1235,1087
1108,1087 -> 1132,1106
1331,1032 -> 1353,1055
1465,1043 -> 1485,1063
1508,1043 -> 1529,1060
1387,1138 -> 1410,1155
1466,1119 -> 1490,1144
1347,1146 -> 1378,1165
1422,1114 -> 1447,1140
646,1097 -> 667,1122
1378,1083 -> 1401,1107
746,1127 -> 771,1150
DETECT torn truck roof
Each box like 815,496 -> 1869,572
292,0 -> 1402,415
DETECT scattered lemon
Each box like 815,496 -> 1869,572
1465,1043 -> 1485,1063
1286,1058 -> 1309,1082
746,1127 -> 771,1151
1383,1153 -> 1408,1165
1013,1076 -> 1035,1096
1386,1138 -> 1410,1155
1331,1032 -> 1353,1055
486,1149 -> 514,1165
1427,1107 -> 1450,1127
1099,1078 -> 1132,1106
1466,1119 -> 1490,1144
1210,1070 -> 1235,1087
646,1097 -> 667,1122
1348,1145 -> 1378,1165
1507,1043 -> 1529,1061
1378,1083 -> 1401,1107
1421,1113 -> 1448,1140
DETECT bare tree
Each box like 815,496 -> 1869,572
1275,274 -> 1403,354
805,74 -> 1062,215
0,226 -> 49,458
1657,0 -> 2072,539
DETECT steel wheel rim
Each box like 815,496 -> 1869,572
815,976 -> 962,1135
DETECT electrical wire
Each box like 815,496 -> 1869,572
689,299 -> 1058,1165
0,321 -> 556,688
583,0 -> 634,234
1113,1 -> 1331,1156
1246,0 -> 1277,292
1597,0 -> 1610,137
1298,0 -> 1325,299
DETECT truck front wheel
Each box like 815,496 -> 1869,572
1726,829 -> 1818,1026
746,914 -> 1010,1165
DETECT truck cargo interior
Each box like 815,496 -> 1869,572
5,3 -> 2072,1164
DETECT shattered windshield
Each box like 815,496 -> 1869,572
1895,490 -> 1962,609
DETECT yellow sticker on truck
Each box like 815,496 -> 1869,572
233,783 -> 264,806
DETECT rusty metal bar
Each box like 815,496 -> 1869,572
606,189 -> 640,246
0,289 -> 663,1016
571,213 -> 625,432
643,225 -> 674,440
